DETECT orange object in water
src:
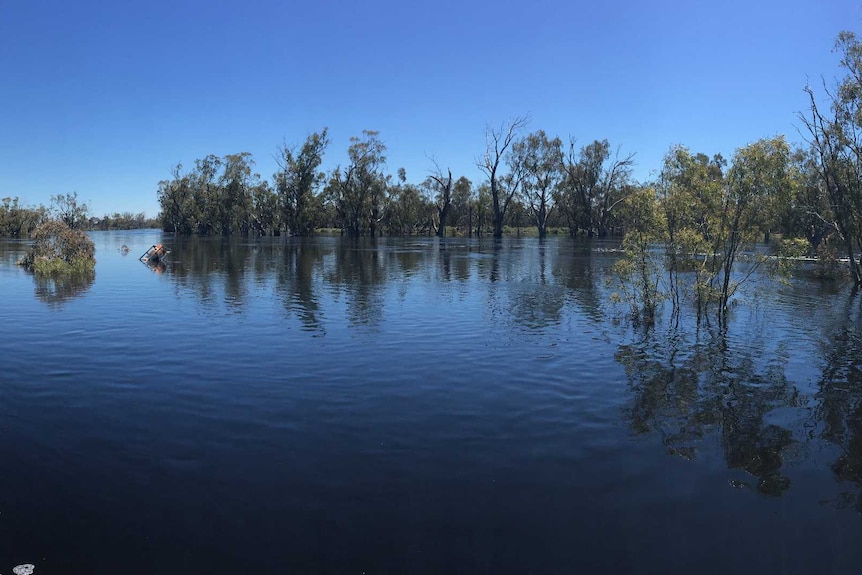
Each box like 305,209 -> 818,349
140,244 -> 169,264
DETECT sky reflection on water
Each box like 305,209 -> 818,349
1,231 -> 861,574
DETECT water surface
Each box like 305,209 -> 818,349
1,231 -> 861,574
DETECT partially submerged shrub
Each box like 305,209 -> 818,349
776,237 -> 810,258
18,219 -> 96,274
813,241 -> 846,279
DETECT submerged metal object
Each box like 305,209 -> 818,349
140,243 -> 168,263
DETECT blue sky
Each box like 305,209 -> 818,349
0,0 -> 857,218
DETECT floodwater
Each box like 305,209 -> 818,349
1,230 -> 861,574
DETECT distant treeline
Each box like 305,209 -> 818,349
152,32 -> 857,250
0,193 -> 159,237
154,30 -> 862,299
156,128 -> 635,240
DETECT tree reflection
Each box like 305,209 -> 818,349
551,239 -> 609,324
325,239 -> 388,327
165,235 -> 253,310
33,270 -> 95,307
274,239 -> 329,332
816,296 -> 862,512
153,237 -> 611,334
617,325 -> 797,495
508,241 -> 565,329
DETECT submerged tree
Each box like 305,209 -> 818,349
611,186 -> 664,324
656,146 -> 726,315
157,153 -> 277,236
275,129 -> 330,236
705,136 -> 794,320
428,160 -> 453,237
450,176 -> 474,236
0,197 -> 46,237
802,31 -> 862,285
478,116 -> 529,238
557,139 -> 635,237
511,130 -> 563,239
326,130 -> 388,237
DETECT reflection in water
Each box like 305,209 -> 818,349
158,237 -> 611,333
617,327 -> 797,495
618,287 -> 862,505
817,296 -> 862,512
33,270 -> 95,306
508,242 -> 566,330
110,234 -> 862,510
325,240 -> 388,328
275,239 -> 327,332
142,259 -> 166,274
5,232 -> 862,573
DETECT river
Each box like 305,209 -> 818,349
1,230 -> 860,573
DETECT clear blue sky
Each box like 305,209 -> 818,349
0,0 -> 857,218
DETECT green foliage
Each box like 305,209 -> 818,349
557,138 -> 635,237
275,129 -> 330,236
92,211 -> 159,230
511,130 -> 563,238
776,237 -> 810,258
802,30 -> 862,284
50,192 -> 90,229
325,130 -> 389,237
0,196 -> 46,237
158,153 -> 272,235
611,187 -> 664,323
19,219 -> 96,275
813,241 -> 847,279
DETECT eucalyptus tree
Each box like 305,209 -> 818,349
787,147 -> 835,250
557,139 -> 635,236
450,176 -> 474,236
385,168 -> 429,236
191,154 -> 222,234
0,197 -> 45,237
219,152 -> 257,235
709,136 -> 794,321
611,186 -> 664,323
50,192 -> 90,230
326,130 -> 388,237
801,31 -> 862,285
158,164 -> 199,234
250,180 -> 278,236
657,146 -> 726,312
511,130 -> 563,238
428,160 -> 453,237
472,183 -> 493,237
274,129 -> 330,236
478,116 -> 529,238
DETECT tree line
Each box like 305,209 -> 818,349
154,30 -> 862,276
156,126 -> 640,240
1,192 -> 158,237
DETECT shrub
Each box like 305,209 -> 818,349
18,220 -> 96,274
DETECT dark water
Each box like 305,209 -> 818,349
1,231 -> 861,574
